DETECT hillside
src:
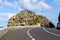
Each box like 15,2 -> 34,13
7,10 -> 50,27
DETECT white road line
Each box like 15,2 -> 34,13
27,28 -> 36,40
43,27 -> 60,37
32,38 -> 35,40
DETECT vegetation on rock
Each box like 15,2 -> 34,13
7,10 -> 50,27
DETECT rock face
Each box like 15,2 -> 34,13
7,10 -> 50,27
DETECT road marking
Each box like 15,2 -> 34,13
32,38 -> 35,40
43,27 -> 60,37
27,28 -> 36,40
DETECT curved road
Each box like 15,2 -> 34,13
0,27 -> 60,40
0,28 -> 31,40
29,27 -> 60,40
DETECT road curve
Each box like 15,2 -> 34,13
0,27 -> 60,40
29,27 -> 60,40
43,27 -> 60,37
44,27 -> 60,35
27,27 -> 36,40
0,27 -> 31,40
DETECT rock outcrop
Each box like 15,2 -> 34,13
7,10 -> 50,27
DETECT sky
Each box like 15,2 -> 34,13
0,0 -> 60,27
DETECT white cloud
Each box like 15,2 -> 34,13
32,0 -> 37,3
54,0 -> 60,5
2,0 -> 24,11
21,0 -> 52,11
7,13 -> 16,19
38,1 -> 52,11
2,1 -> 13,7
18,7 -> 24,11
0,0 -> 53,11
0,13 -> 16,21
2,0 -> 19,9
22,0 -> 36,10
0,17 -> 3,20
0,13 -> 17,27
0,0 -> 3,3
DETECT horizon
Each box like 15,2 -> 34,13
0,0 -> 60,27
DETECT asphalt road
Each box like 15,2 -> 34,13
45,27 -> 60,35
0,27 -> 60,40
0,28 -> 31,40
29,27 -> 60,40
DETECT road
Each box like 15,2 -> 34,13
0,27 -> 31,40
29,27 -> 60,40
0,27 -> 60,40
44,27 -> 60,35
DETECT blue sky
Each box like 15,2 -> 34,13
0,0 -> 60,27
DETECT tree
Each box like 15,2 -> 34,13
7,10 -> 50,27
56,12 -> 60,29
58,12 -> 60,21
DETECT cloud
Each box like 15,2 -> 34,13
0,0 -> 53,11
38,1 -> 52,11
7,13 -> 16,19
19,0 -> 52,11
54,0 -> 60,5
0,0 -> 3,3
31,0 -> 37,3
18,7 -> 24,11
21,0 -> 36,10
1,0 -> 23,11
2,1 -> 13,7
0,14 -> 8,23
0,13 -> 17,26
2,0 -> 19,9
0,13 -> 16,21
